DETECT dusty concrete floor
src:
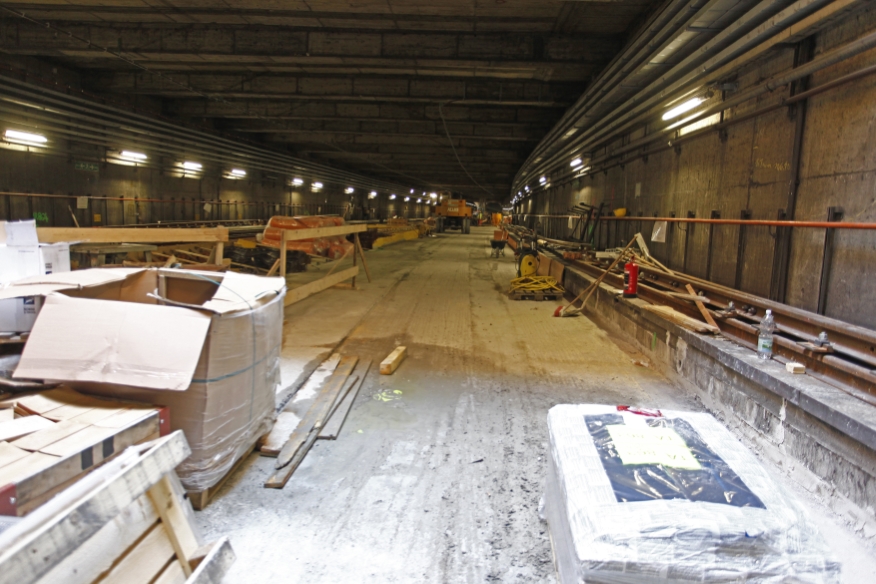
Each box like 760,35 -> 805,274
198,227 -> 876,583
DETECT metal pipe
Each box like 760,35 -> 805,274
516,0 -> 864,193
513,213 -> 876,230
550,58 -> 876,187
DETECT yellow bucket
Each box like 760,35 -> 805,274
613,207 -> 628,217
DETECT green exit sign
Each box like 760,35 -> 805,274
74,161 -> 99,173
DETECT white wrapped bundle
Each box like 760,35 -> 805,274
544,404 -> 839,583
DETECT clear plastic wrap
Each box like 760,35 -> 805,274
544,404 -> 840,583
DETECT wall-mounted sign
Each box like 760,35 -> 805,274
76,196 -> 89,209
74,161 -> 99,173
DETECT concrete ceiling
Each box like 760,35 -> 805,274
0,0 -> 659,199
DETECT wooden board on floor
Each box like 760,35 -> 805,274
318,360 -> 372,441
265,356 -> 359,488
380,346 -> 406,375
258,411 -> 302,457
271,356 -> 359,467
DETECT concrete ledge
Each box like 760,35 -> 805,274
561,266 -> 876,538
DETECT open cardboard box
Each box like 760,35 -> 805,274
6,268 -> 286,492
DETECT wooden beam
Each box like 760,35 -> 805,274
0,432 -> 191,584
380,346 -> 407,375
284,266 -> 359,307
354,233 -> 372,283
277,224 -> 367,242
279,230 -> 288,278
685,284 -> 720,330
37,227 -> 229,244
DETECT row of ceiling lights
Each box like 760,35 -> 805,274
510,95 -> 706,206
3,128 -> 437,202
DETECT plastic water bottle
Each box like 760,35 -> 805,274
757,310 -> 775,360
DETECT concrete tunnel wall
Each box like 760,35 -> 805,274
0,56 -> 433,226
520,6 -> 876,330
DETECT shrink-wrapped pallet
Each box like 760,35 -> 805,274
544,404 -> 840,583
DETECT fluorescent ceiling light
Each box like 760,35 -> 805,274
345,187 -> 355,194
416,198 -> 422,203
312,181 -> 323,189
182,161 -> 202,171
292,177 -> 304,186
389,194 -> 397,200
404,196 -> 410,202
662,97 -> 703,121
5,129 -> 47,145
430,192 -> 438,199
410,189 -> 415,194
570,158 -> 582,168
369,191 -> 377,199
121,150 -> 147,161
231,168 -> 246,177
539,176 -> 547,184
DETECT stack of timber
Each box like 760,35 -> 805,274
0,387 -> 167,517
260,356 -> 370,489
0,431 -> 235,584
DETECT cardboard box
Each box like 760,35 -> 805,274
0,297 -> 43,333
11,268 -> 286,491
0,221 -> 69,332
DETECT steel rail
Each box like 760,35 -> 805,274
564,256 -> 876,400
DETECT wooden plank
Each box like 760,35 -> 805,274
0,416 -> 55,442
15,388 -> 93,416
0,452 -> 61,486
153,561 -> 187,584
36,496 -> 159,584
319,360 -> 371,440
258,411 -> 302,457
271,356 -> 358,467
354,233 -> 372,283
101,522 -> 177,584
11,420 -> 88,452
685,284 -> 720,330
93,407 -> 155,429
39,425 -> 120,457
68,406 -> 129,425
37,227 -> 229,244
0,441 -> 29,469
380,346 -> 407,375
640,303 -> 720,334
40,403 -> 98,422
323,375 -> 359,431
0,432 -> 190,584
9,412 -> 162,515
278,224 -> 367,242
187,537 -> 236,584
284,266 -> 359,307
146,475 -> 199,577
279,229 -> 288,277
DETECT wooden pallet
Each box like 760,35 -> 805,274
508,290 -> 563,301
0,388 -> 167,517
0,431 -> 235,584
186,431 -> 268,511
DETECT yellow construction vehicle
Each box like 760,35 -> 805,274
434,195 -> 473,234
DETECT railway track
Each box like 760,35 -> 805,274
562,254 -> 876,404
